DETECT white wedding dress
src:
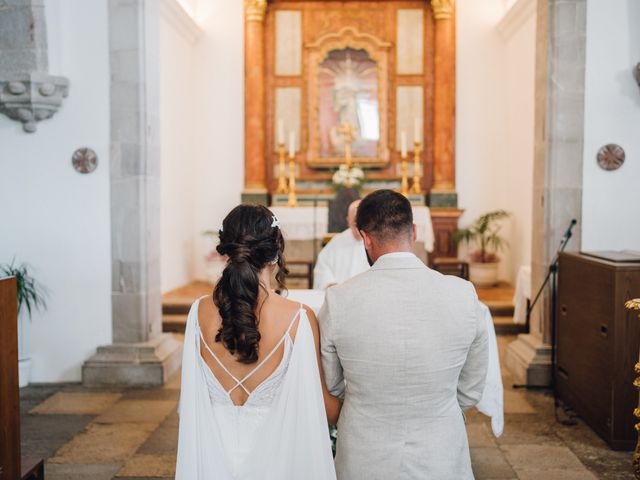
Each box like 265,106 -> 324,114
175,297 -> 336,479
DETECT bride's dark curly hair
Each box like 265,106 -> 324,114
213,204 -> 288,364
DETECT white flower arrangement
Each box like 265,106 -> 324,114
332,164 -> 365,190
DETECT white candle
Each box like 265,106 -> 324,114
401,131 -> 407,158
414,118 -> 421,144
277,119 -> 284,145
289,131 -> 295,158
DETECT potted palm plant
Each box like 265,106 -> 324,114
455,210 -> 510,287
0,260 -> 47,387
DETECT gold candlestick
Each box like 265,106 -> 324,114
276,143 -> 288,194
287,152 -> 298,207
626,298 -> 640,479
411,141 -> 423,194
400,151 -> 410,197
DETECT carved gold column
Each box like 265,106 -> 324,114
243,0 -> 268,203
627,298 -> 640,479
431,0 -> 456,195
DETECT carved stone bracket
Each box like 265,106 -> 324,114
0,72 -> 69,133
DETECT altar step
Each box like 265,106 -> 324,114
162,281 -> 523,335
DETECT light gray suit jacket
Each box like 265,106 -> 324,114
319,254 -> 488,480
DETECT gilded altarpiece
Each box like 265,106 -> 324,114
245,0 -> 461,261
263,1 -> 436,191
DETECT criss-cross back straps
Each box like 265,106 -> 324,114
198,305 -> 303,397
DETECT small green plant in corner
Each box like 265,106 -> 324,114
455,210 -> 510,263
0,259 -> 47,319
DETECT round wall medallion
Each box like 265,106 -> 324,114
597,144 -> 625,171
72,147 -> 98,174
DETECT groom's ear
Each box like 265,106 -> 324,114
360,230 -> 372,249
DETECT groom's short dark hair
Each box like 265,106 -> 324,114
356,189 -> 413,241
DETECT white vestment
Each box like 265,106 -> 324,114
313,229 -> 370,290
175,298 -> 336,480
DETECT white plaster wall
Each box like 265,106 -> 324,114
191,0 -> 245,281
0,0 -> 111,382
456,0 -> 535,283
581,0 -> 640,251
159,13 -> 197,293
502,10 -> 536,282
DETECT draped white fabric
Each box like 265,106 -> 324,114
175,300 -> 336,479
270,205 -> 435,252
475,304 -> 504,437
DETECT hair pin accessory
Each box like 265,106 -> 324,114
271,215 -> 280,229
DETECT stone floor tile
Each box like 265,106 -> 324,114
137,413 -> 179,454
467,422 -> 497,448
163,371 -> 182,390
495,414 -> 564,446
501,444 -> 585,470
21,414 -> 95,460
30,392 -> 122,415
121,388 -> 180,402
44,463 -> 122,480
48,422 -> 157,464
502,391 -> 537,414
115,453 -> 176,477
515,468 -> 599,480
94,400 -> 177,425
470,447 -> 517,479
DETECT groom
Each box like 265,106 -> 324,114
318,189 -> 488,479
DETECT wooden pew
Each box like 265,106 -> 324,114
0,277 -> 44,480
0,277 -> 21,479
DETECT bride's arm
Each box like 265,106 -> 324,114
305,306 -> 343,425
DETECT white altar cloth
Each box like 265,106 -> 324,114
270,206 -> 435,252
285,289 -> 504,437
513,265 -> 532,325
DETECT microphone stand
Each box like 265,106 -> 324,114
514,219 -> 577,393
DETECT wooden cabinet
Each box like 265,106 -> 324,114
556,252 -> 640,450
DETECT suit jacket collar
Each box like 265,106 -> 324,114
370,253 -> 427,271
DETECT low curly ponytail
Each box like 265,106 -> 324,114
213,205 -> 288,364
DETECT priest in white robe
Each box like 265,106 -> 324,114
313,200 -> 370,289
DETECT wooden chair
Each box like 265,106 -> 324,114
287,260 -> 314,289
432,257 -> 470,280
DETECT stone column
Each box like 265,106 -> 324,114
505,0 -> 586,387
242,0 -> 269,205
82,0 -> 182,387
430,0 -> 457,207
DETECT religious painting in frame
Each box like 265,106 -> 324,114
306,27 -> 391,167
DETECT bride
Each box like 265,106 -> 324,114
176,204 -> 341,479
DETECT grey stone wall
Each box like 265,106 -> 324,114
0,0 -> 48,73
0,0 -> 69,132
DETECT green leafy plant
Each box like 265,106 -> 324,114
455,210 -> 510,263
0,260 -> 47,319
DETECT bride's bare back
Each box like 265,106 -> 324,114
197,293 -> 303,406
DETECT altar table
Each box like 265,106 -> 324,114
270,206 -> 435,253
286,289 -> 504,437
